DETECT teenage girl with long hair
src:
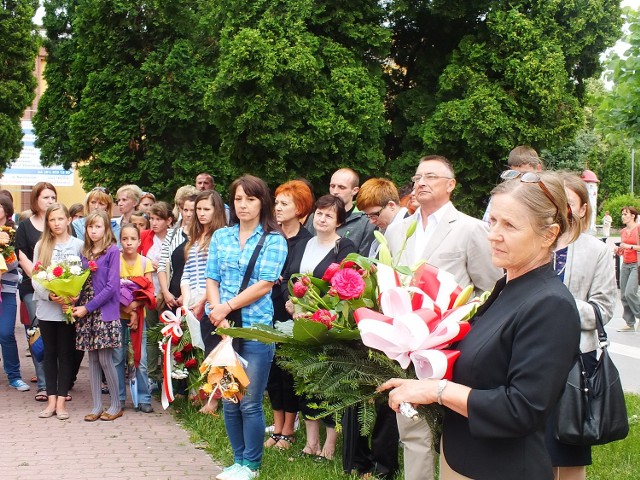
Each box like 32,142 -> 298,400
15,182 -> 57,401
32,204 -> 84,420
72,211 -> 122,422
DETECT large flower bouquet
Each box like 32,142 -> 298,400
32,256 -> 95,323
219,231 -> 488,434
158,308 -> 205,409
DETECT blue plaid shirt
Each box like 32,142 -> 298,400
205,224 -> 287,326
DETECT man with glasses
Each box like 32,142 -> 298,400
384,155 -> 502,480
357,178 -> 409,258
305,168 -> 375,255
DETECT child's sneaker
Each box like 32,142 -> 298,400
215,463 -> 243,480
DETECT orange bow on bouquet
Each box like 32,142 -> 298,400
198,337 -> 250,404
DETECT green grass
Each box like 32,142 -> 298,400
587,393 -> 640,480
171,398 -> 371,479
171,394 -> 640,479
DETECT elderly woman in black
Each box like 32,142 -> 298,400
381,171 -> 581,480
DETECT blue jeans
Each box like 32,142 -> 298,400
0,292 -> 21,382
223,340 -> 274,471
113,320 -> 151,404
22,293 -> 46,390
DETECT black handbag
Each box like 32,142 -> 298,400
554,302 -> 630,446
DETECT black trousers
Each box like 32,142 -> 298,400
342,402 -> 400,479
39,320 -> 76,397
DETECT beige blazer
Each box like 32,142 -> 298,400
563,233 -> 617,352
384,202 -> 502,295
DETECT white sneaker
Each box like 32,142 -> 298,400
216,463 -> 243,480
232,466 -> 259,479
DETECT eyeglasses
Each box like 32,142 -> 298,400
500,170 -> 572,221
411,173 -> 453,184
91,186 -> 109,194
365,203 -> 388,219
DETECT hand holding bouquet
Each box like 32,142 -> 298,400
33,256 -> 95,323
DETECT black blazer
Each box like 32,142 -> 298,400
280,236 -> 356,301
443,264 -> 580,480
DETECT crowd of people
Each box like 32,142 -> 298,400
0,151 -> 621,479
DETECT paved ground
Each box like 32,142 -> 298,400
0,319 -> 222,480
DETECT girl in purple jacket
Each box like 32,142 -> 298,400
72,211 -> 123,422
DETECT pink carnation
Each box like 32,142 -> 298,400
88,261 -> 98,272
330,268 -> 365,300
311,309 -> 335,329
322,263 -> 341,282
52,266 -> 64,278
293,282 -> 309,298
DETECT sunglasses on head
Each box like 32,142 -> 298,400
500,170 -> 572,221
91,186 -> 109,194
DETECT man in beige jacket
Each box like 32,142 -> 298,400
385,155 -> 502,480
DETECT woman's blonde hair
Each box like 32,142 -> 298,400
82,211 -> 116,259
84,188 -> 113,217
491,171 -> 577,249
116,184 -> 143,206
37,203 -> 71,267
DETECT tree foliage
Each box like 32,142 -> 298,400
597,7 -> 640,146
0,0 -> 38,168
34,0 -> 623,209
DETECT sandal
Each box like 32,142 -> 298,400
275,434 -> 295,450
65,394 -> 72,402
264,433 -> 281,448
35,389 -> 48,402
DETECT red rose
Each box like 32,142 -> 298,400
293,282 -> 308,298
33,261 -> 43,272
342,260 -> 356,269
311,309 -> 335,329
330,268 -> 365,300
52,266 -> 64,278
185,358 -> 197,369
171,336 -> 180,345
88,261 -> 98,272
322,263 -> 341,282
182,343 -> 193,352
301,276 -> 311,286
173,351 -> 184,363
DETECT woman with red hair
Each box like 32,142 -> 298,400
264,180 -> 314,450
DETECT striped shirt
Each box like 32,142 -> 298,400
180,241 -> 208,294
157,226 -> 187,280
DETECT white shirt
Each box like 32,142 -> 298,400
413,202 -> 451,262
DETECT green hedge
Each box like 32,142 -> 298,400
599,194 -> 640,228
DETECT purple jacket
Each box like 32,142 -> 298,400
83,244 -> 120,321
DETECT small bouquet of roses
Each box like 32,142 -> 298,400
33,256 -> 96,323
0,226 -> 17,265
197,337 -> 250,404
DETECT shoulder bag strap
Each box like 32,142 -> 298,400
588,301 -> 607,345
239,232 -> 269,293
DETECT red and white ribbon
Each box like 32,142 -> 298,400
160,308 -> 186,409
